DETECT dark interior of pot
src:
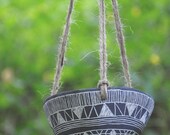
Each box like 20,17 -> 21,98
44,87 -> 154,135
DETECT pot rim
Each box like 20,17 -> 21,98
44,87 -> 154,104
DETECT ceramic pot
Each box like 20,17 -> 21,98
44,87 -> 154,135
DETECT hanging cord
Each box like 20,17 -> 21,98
51,0 -> 75,95
111,0 -> 132,88
98,0 -> 109,100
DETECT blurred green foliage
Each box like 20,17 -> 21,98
0,0 -> 170,135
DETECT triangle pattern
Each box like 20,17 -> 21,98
101,130 -> 107,133
115,130 -> 120,133
72,106 -> 84,119
106,103 -> 115,115
59,111 -> 66,121
97,130 -> 102,134
124,107 -> 129,115
91,131 -> 97,134
94,104 -> 103,115
140,111 -> 148,124
50,115 -> 57,127
65,109 -> 73,119
90,107 -> 98,118
136,108 -> 146,119
81,108 -> 88,118
84,106 -> 92,117
107,130 -> 112,133
57,112 -> 66,124
72,112 -> 79,119
110,130 -> 116,135
134,106 -> 142,118
53,113 -> 58,124
65,112 -> 72,121
99,104 -> 114,117
115,103 -> 124,115
126,103 -> 138,116
116,103 -> 126,115
72,129 -> 138,135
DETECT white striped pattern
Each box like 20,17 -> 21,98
44,88 -> 154,117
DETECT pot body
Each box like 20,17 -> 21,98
44,87 -> 154,135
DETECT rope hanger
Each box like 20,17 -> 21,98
111,0 -> 132,88
98,0 -> 109,100
51,0 -> 74,95
51,0 -> 132,100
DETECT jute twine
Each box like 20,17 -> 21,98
97,0 -> 109,100
111,0 -> 132,88
51,0 -> 132,100
51,0 -> 75,95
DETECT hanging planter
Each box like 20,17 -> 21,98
44,87 -> 154,135
43,0 -> 154,135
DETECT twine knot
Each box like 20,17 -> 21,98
97,80 -> 109,88
98,79 -> 109,100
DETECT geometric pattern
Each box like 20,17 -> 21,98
44,87 -> 154,135
50,103 -> 150,126
72,129 -> 138,135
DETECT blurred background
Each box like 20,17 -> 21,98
0,0 -> 170,135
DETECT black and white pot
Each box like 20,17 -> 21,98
43,87 -> 154,135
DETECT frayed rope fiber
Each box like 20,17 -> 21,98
51,0 -> 110,99
51,0 -> 75,95
98,0 -> 109,100
51,0 -> 132,98
111,0 -> 132,88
